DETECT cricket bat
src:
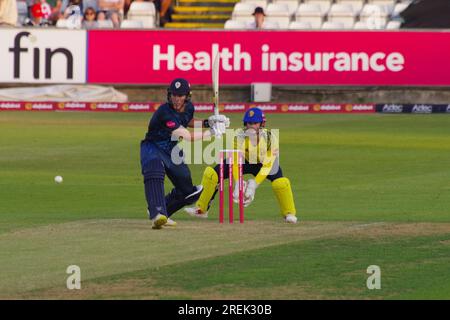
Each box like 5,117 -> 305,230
212,53 -> 220,117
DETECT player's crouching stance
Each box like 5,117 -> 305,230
140,78 -> 230,229
186,107 -> 298,224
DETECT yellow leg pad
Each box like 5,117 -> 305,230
272,177 -> 296,217
197,166 -> 218,213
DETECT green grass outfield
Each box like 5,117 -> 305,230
0,112 -> 449,299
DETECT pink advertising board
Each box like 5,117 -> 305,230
87,30 -> 450,86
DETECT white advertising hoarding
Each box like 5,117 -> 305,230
0,29 -> 86,83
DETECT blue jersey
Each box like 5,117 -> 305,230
144,102 -> 195,154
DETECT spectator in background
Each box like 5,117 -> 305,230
24,0 -> 59,22
400,0 -> 450,29
0,0 -> 18,26
82,6 -> 98,28
47,0 -> 65,24
26,0 -> 35,17
96,10 -> 108,25
124,0 -> 132,16
39,0 -> 53,20
63,0 -> 82,17
63,0 -> 83,28
83,0 -> 99,12
98,0 -> 124,28
155,0 -> 173,27
125,0 -> 171,27
23,0 -> 54,26
247,6 -> 266,29
29,1 -> 43,25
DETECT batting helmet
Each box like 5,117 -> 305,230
243,107 -> 266,127
167,78 -> 191,106
168,78 -> 191,96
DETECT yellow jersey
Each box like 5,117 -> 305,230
232,128 -> 279,185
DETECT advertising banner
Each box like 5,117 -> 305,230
0,29 -> 87,83
88,30 -> 450,86
0,102 -> 376,113
375,104 -> 450,113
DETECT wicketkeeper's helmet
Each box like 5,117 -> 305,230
243,107 -> 266,127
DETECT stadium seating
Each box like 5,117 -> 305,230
289,21 -> 313,29
327,4 -> 356,29
368,0 -> 396,6
232,2 -> 257,23
13,0 -> 414,30
321,21 -> 346,29
240,0 -> 269,10
265,3 -> 292,29
353,21 -> 368,29
367,0 -> 396,13
227,0 -> 412,30
335,0 -> 365,13
273,0 -> 300,16
359,4 -> 389,29
392,2 -> 410,18
97,20 -> 114,28
295,3 -> 325,29
56,19 -> 68,28
354,19 -> 386,29
121,20 -> 145,29
263,21 -> 281,29
127,1 -> 156,28
386,20 -> 402,29
303,0 -> 332,14
224,19 -> 248,29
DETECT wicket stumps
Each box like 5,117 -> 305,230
219,150 -> 244,224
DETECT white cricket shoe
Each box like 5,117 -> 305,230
184,206 -> 209,219
285,214 -> 298,224
165,218 -> 177,227
151,213 -> 168,229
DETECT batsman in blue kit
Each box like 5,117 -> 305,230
140,78 -> 230,229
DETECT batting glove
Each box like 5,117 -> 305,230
208,115 -> 230,128
209,122 -> 226,137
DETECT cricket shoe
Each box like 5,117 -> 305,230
184,206 -> 208,219
165,218 -> 177,227
151,213 -> 168,229
285,214 -> 298,224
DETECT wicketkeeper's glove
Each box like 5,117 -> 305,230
243,179 -> 258,207
233,180 -> 248,204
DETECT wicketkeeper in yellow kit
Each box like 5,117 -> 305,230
185,107 -> 298,223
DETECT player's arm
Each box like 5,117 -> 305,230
187,118 -> 208,128
187,116 -> 230,129
231,133 -> 246,181
243,132 -> 279,206
239,149 -> 276,207
254,131 -> 279,185
254,149 -> 277,185
172,126 -> 212,141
